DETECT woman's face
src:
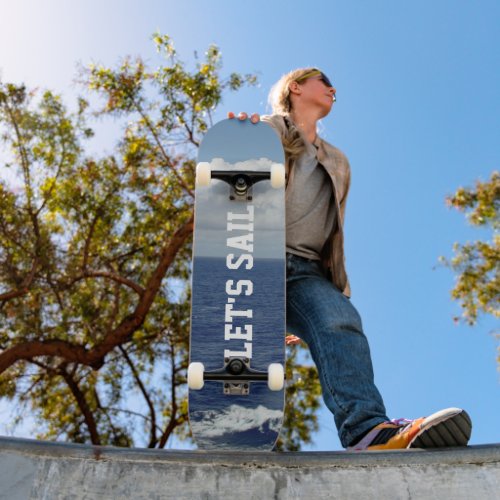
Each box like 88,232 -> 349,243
295,74 -> 336,117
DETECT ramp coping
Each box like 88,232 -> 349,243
1,435 -> 499,468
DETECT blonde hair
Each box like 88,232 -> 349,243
268,67 -> 318,166
268,67 -> 318,115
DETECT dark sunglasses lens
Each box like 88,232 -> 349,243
320,73 -> 333,87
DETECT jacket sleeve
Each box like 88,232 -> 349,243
338,154 -> 351,227
340,154 -> 351,297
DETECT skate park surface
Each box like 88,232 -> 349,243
1,436 -> 499,499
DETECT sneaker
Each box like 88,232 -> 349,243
348,408 -> 472,451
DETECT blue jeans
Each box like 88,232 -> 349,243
286,253 -> 388,448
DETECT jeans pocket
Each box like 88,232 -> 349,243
286,254 -> 326,280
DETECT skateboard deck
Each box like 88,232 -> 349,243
188,118 -> 286,450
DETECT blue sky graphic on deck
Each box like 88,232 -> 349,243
198,119 -> 284,165
193,157 -> 284,259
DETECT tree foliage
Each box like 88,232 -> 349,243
275,346 -> 322,451
443,171 -> 499,329
0,34 -> 322,449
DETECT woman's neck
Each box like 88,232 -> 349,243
289,108 -> 319,143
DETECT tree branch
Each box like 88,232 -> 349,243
0,217 -> 32,256
83,270 -> 145,296
119,345 -> 157,447
158,340 -> 180,448
58,366 -> 101,445
0,257 -> 39,302
0,215 -> 193,374
3,100 -> 43,250
82,208 -> 102,271
130,94 -> 194,198
35,143 -> 67,217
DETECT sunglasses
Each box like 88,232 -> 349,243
296,69 -> 334,89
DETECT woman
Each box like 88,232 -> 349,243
229,68 -> 471,450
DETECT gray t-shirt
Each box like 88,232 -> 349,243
286,142 -> 336,260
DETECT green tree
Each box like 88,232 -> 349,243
443,171 -> 499,336
0,34 -> 322,449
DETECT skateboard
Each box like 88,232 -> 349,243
188,118 -> 286,450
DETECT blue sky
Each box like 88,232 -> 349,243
0,0 -> 498,450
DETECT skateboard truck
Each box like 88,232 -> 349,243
188,357 -> 285,395
196,163 -> 286,201
211,171 -> 270,201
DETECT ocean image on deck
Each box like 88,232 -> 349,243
189,256 -> 285,450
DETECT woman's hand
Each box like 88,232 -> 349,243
285,335 -> 302,346
227,111 -> 260,123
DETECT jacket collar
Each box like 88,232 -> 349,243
314,136 -> 338,178
283,114 -> 338,176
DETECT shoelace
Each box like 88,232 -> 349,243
387,417 -> 424,436
389,418 -> 415,433
390,417 -> 415,426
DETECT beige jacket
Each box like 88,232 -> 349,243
262,114 -> 352,297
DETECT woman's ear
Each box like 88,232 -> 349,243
288,81 -> 301,96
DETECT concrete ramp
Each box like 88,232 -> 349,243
1,436 -> 499,499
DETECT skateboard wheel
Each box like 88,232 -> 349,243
268,363 -> 284,391
270,163 -> 285,189
188,362 -> 205,390
196,162 -> 211,186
